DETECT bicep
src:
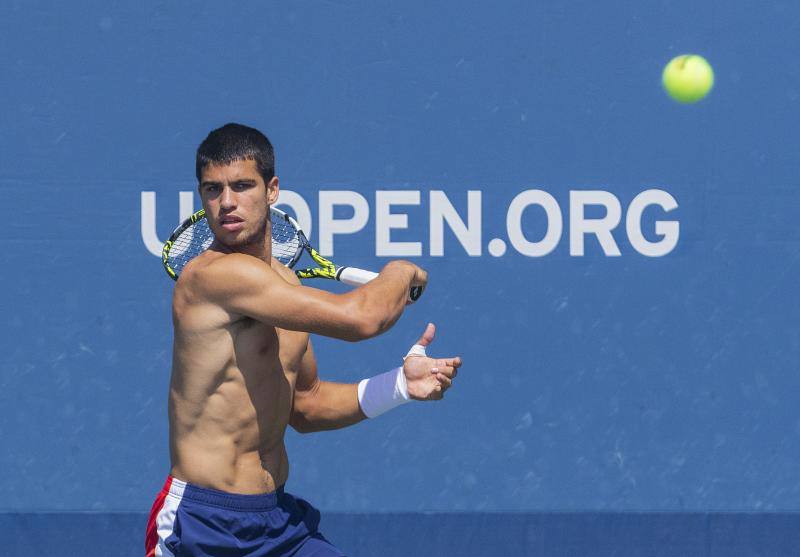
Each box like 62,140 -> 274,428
207,255 -> 369,340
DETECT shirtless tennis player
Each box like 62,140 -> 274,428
145,123 -> 462,557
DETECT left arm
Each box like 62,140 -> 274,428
289,341 -> 367,434
289,324 -> 462,434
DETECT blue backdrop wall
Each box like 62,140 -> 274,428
1,0 -> 799,548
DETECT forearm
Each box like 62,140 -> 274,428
290,380 -> 367,433
345,261 -> 414,338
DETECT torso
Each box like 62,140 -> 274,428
168,250 -> 308,494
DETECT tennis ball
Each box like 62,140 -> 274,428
662,54 -> 714,103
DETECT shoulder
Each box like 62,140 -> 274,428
179,251 -> 279,299
270,258 -> 301,286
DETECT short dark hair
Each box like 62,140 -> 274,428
196,123 -> 275,183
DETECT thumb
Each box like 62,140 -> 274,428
415,322 -> 436,347
405,323 -> 436,360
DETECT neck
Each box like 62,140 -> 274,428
236,237 -> 271,263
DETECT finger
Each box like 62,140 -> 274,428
415,322 -> 436,347
436,374 -> 452,390
430,365 -> 455,379
435,356 -> 461,369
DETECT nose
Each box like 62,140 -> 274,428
220,186 -> 236,210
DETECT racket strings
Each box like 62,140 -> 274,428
167,218 -> 215,277
270,213 -> 302,266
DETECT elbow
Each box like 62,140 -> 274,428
290,383 -> 322,433
289,395 -> 313,434
345,314 -> 388,342
289,411 -> 315,434
341,297 -> 396,341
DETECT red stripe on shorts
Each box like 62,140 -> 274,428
145,476 -> 174,557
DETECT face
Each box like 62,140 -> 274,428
198,159 -> 279,253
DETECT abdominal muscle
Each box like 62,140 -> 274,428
168,300 -> 297,495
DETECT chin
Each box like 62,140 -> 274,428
218,233 -> 251,249
218,229 -> 264,250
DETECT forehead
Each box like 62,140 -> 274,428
200,158 -> 262,183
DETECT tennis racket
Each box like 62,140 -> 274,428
161,207 -> 424,302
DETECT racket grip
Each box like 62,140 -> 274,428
336,267 -> 424,304
336,267 -> 378,286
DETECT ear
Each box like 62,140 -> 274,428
266,176 -> 280,205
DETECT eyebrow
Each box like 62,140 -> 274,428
199,179 -> 258,190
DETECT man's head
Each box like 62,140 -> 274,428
196,123 -> 279,253
196,123 -> 275,184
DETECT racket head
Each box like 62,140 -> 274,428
162,209 -> 213,280
162,207 -> 306,280
269,207 -> 306,268
269,207 -> 341,280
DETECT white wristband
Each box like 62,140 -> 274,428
357,366 -> 410,418
405,344 -> 427,359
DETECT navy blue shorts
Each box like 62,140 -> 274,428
145,476 -> 345,556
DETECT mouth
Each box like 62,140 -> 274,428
219,215 -> 245,232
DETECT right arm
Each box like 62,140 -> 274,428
191,254 -> 426,341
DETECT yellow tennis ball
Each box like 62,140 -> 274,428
662,54 -> 714,103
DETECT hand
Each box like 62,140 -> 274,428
403,323 -> 462,401
384,260 -> 428,304
406,263 -> 428,303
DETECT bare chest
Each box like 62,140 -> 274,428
231,319 -> 309,381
